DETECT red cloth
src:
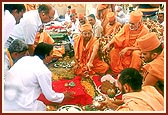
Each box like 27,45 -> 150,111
45,25 -> 64,31
116,93 -> 122,99
92,75 -> 102,87
38,76 -> 92,106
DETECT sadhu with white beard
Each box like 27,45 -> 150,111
102,10 -> 149,77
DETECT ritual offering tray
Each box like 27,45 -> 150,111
93,95 -> 106,102
54,61 -> 72,68
82,95 -> 107,111
97,80 -> 121,98
92,95 -> 110,111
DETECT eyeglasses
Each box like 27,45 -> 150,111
48,15 -> 54,20
129,22 -> 140,26
45,13 -> 54,20
129,22 -> 136,26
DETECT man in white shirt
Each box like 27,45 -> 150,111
5,4 -> 55,55
115,5 -> 129,25
4,39 -> 29,74
87,14 -> 103,39
4,42 -> 74,111
70,13 -> 80,32
3,4 -> 26,46
64,5 -> 71,23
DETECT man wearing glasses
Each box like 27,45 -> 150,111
5,4 -> 55,55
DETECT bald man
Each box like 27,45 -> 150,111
5,4 -> 55,55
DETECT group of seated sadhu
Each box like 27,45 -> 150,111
24,5 -> 164,97
71,9 -> 164,97
70,10 -> 164,111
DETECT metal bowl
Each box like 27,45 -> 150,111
97,85 -> 121,98
57,105 -> 82,112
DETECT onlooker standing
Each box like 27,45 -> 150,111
64,5 -> 71,23
115,6 -> 125,19
115,5 -> 129,25
67,13 -> 80,38
157,11 -> 164,26
4,4 -> 26,46
87,14 -> 103,39
5,4 -> 55,55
